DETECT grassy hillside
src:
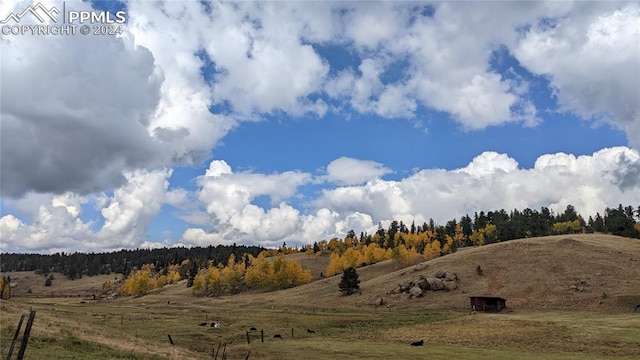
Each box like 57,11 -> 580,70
194,233 -> 640,313
4,234 -> 640,311
1,272 -> 120,298
1,234 -> 639,359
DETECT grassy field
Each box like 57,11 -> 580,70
1,234 -> 640,359
2,297 -> 639,359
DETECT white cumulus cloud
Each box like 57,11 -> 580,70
325,157 -> 391,186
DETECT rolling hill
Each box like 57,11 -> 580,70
4,234 -> 640,312
198,234 -> 640,313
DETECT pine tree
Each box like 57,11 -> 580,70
338,267 -> 360,295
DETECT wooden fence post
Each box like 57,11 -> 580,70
167,334 -> 174,345
261,330 -> 264,343
291,327 -> 294,339
5,314 -> 25,360
16,310 -> 36,360
246,331 -> 250,344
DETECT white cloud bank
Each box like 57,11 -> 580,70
1,1 -> 639,252
0,169 -> 172,253
2,148 -> 638,252
513,3 -> 640,147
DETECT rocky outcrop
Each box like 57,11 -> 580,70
389,271 -> 459,298
372,296 -> 387,306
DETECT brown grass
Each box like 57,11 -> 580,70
286,233 -> 640,312
2,272 -> 119,298
1,234 -> 639,359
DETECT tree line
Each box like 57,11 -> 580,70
116,252 -> 313,297
310,203 -> 640,278
0,244 -> 264,279
313,203 -> 639,254
1,203 -> 638,282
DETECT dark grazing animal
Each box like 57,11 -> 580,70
249,327 -> 258,331
307,329 -> 315,334
198,322 -> 208,326
410,340 -> 424,346
273,334 -> 283,339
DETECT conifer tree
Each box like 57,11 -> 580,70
339,267 -> 360,295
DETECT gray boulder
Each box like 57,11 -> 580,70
431,278 -> 445,291
443,280 -> 457,291
409,286 -> 423,298
414,278 -> 429,290
435,270 -> 447,279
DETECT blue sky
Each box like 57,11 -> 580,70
1,0 -> 639,253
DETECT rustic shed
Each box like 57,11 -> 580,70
469,296 -> 507,312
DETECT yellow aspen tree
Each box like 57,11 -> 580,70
406,246 -> 419,265
342,247 -> 361,269
148,275 -> 158,289
392,244 -> 410,265
393,232 -> 402,248
403,233 -> 419,250
423,240 -> 441,260
296,263 -> 312,286
0,277 -> 10,300
470,229 -> 485,246
154,274 -> 168,288
484,224 -> 497,243
344,237 -> 353,249
326,252 -> 343,276
422,243 -> 437,260
356,249 -> 366,267
1,283 -> 10,300
383,248 -> 393,261
121,268 -> 152,296
371,233 -> 382,247
192,268 -> 209,295
244,254 -> 266,288
373,246 -> 391,262
363,244 -> 377,265
141,263 -> 155,272
453,223 -> 465,248
284,260 -> 312,287
207,266 -> 222,293
271,256 -> 288,289
442,236 -> 453,254
221,254 -> 245,293
169,270 -> 181,283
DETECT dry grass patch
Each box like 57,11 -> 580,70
360,311 -> 640,357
